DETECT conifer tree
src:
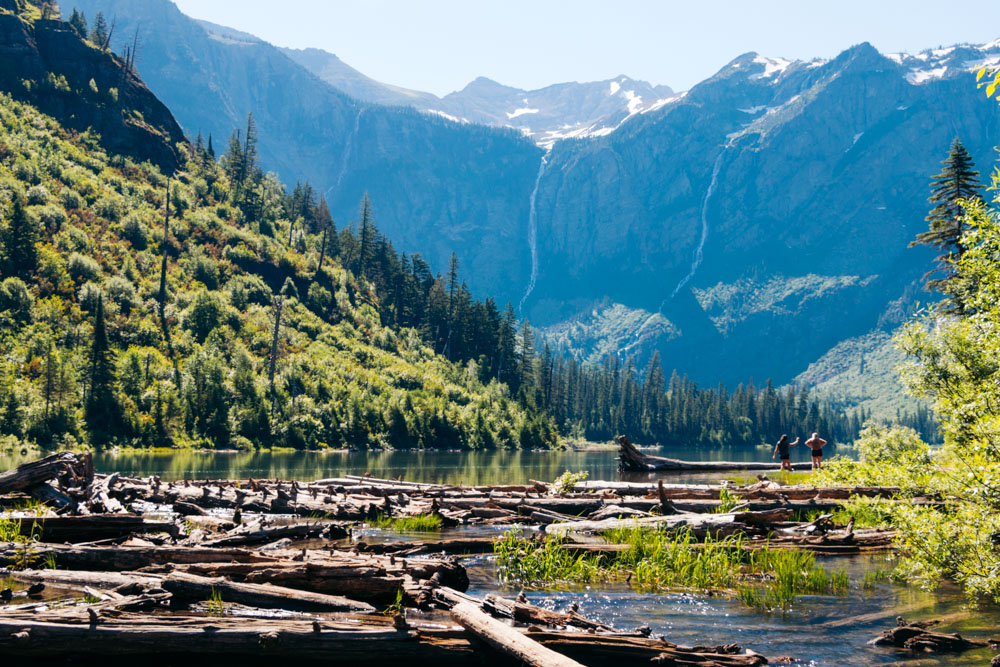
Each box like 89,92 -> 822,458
85,296 -> 120,444
68,9 -> 88,38
911,138 -> 983,312
1,195 -> 39,279
357,193 -> 375,279
89,12 -> 109,49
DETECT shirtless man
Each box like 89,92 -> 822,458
805,432 -> 827,470
771,434 -> 799,471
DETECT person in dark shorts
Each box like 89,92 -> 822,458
771,434 -> 799,471
805,432 -> 827,470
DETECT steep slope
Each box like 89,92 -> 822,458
278,44 -> 438,108
68,0 -> 543,305
64,0 -> 1000,389
0,0 -> 185,170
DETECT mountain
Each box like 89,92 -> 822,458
278,44 -> 439,108
281,43 -> 676,147
0,3 -> 553,450
64,0 -> 1000,390
0,0 -> 185,169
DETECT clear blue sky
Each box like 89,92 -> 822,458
173,0 -> 1000,96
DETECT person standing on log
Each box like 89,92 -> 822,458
805,432 -> 827,470
771,434 -> 798,471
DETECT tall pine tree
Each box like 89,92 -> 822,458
911,138 -> 983,313
85,296 -> 121,444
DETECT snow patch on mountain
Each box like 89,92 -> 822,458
752,55 -> 791,79
425,109 -> 467,124
609,81 -> 620,95
906,66 -> 949,84
507,107 -> 540,119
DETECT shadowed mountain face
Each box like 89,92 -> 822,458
66,0 -> 1000,385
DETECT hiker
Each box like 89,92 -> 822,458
805,432 -> 827,470
771,434 -> 799,471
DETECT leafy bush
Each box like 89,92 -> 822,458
67,252 -> 100,282
856,422 -> 929,465
0,277 -> 33,322
25,184 -> 48,205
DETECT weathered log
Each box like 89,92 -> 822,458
481,593 -> 616,632
0,452 -> 92,494
160,570 -> 373,613
525,630 -> 769,667
0,613 -> 477,663
868,620 -> 993,653
355,536 -> 497,555
450,600 -> 585,667
0,542 -> 279,571
197,521 -> 345,548
17,515 -> 178,542
545,509 -> 792,538
617,435 -> 812,472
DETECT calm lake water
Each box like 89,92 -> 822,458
1,442 -> 855,483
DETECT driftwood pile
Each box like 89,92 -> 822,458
0,452 -> 779,665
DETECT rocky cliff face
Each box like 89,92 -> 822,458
62,0 -> 1000,387
0,3 -> 185,171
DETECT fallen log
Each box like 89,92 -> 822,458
197,521 -> 346,548
0,542 -> 279,571
17,515 -> 178,542
868,619 -> 996,653
160,570 -> 374,613
0,452 -> 92,494
617,435 -> 812,472
545,509 -> 792,538
450,600 -> 585,667
524,630 -> 769,667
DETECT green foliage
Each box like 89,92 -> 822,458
853,421 -> 929,465
0,93 -> 551,451
206,587 -> 224,617
553,469 -> 588,494
372,513 -> 443,531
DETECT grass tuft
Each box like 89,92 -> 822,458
373,513 -> 443,531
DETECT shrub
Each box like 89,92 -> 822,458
67,252 -> 100,283
119,213 -> 149,249
25,185 -> 48,205
32,204 -> 66,230
854,421 -> 929,465
186,289 -> 226,342
77,282 -> 103,312
58,189 -> 83,210
226,274 -> 271,308
0,277 -> 33,323
105,275 -> 139,314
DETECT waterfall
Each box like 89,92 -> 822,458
519,150 -> 550,313
325,108 -> 364,201
662,142 -> 730,308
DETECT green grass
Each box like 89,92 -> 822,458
494,527 -> 850,611
373,513 -> 443,531
206,588 -> 225,617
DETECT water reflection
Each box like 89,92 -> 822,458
0,443 -> 855,483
